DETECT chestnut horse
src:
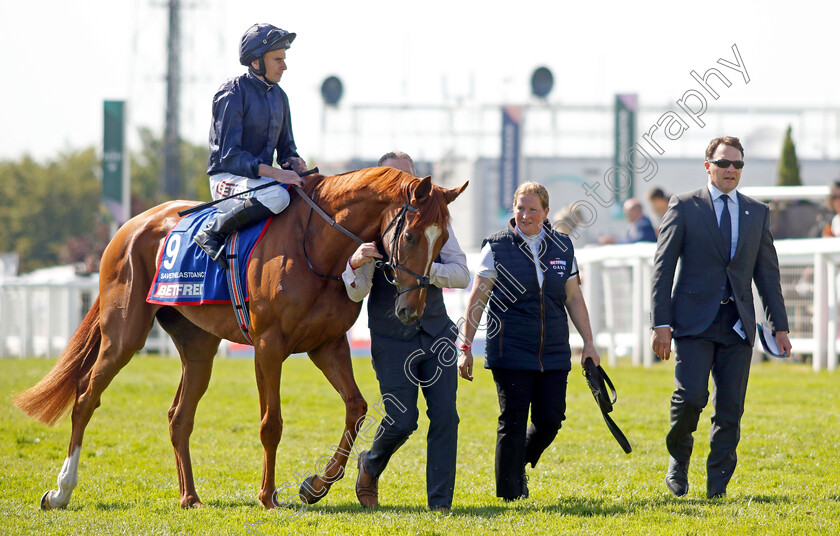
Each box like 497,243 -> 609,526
14,167 -> 468,510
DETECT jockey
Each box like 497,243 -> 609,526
195,23 -> 307,268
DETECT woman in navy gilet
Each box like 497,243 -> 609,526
458,182 -> 601,501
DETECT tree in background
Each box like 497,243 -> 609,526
0,149 -> 104,273
0,131 -> 209,273
777,125 -> 803,186
130,127 -> 211,215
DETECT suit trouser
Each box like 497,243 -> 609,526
667,301 -> 753,495
363,330 -> 459,509
491,368 -> 569,499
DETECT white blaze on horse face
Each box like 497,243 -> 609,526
423,224 -> 442,275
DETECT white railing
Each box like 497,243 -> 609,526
0,275 -> 176,358
571,238 -> 840,371
2,238 -> 838,370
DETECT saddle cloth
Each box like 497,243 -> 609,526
146,207 -> 271,306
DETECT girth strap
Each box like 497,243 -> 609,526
225,231 -> 253,345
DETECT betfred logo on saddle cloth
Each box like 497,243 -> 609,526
147,207 -> 271,306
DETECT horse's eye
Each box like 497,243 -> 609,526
404,232 -> 416,244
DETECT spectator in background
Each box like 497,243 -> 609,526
820,181 -> 840,237
553,204 -> 597,247
648,187 -> 671,221
600,198 -> 657,244
623,198 -> 658,242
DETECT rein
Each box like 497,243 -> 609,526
292,185 -> 432,294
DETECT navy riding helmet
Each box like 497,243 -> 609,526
239,23 -> 296,76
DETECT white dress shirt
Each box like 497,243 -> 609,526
342,223 -> 470,302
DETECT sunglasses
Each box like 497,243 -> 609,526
708,158 -> 745,170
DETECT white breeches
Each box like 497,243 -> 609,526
208,172 -> 290,214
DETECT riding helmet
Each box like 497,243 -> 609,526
239,23 -> 296,67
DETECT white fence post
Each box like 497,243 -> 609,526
828,258 -> 837,371
813,252 -> 828,371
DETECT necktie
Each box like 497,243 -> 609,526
720,194 -> 732,300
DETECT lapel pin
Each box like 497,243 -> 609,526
745,210 -> 749,215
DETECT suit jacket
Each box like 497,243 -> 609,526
651,186 -> 789,345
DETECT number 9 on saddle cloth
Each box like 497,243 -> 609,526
147,207 -> 271,307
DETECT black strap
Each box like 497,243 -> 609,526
583,360 -> 632,454
602,413 -> 632,454
292,185 -> 365,245
301,206 -> 342,281
599,366 -> 618,406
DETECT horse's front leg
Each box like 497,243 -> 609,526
254,344 -> 286,509
299,336 -> 368,504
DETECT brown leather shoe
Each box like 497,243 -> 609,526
355,450 -> 379,509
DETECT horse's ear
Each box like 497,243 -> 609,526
442,181 -> 469,204
411,176 -> 433,206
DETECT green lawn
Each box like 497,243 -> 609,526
1,356 -> 837,535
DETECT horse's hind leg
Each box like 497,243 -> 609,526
42,293 -> 158,510
299,336 -> 368,504
156,307 -> 220,508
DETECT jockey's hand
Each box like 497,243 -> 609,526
350,242 -> 382,268
282,157 -> 308,175
273,168 -> 305,188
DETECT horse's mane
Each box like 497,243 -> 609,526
305,167 -> 450,229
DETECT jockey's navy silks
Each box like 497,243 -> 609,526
207,71 -> 299,180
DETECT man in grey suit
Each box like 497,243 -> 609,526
651,136 -> 792,499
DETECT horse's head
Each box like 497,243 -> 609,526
379,175 -> 469,324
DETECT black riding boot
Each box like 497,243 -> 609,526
193,198 -> 274,269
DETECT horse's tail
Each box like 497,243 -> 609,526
14,297 -> 102,425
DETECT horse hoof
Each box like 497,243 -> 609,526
299,475 -> 327,505
40,491 -> 52,510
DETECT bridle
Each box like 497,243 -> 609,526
294,185 -> 432,295
376,203 -> 432,295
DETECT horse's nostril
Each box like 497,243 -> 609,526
396,306 -> 418,325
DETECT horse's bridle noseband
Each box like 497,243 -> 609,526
376,203 -> 431,296
295,185 -> 432,295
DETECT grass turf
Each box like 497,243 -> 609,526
1,356 -> 838,535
